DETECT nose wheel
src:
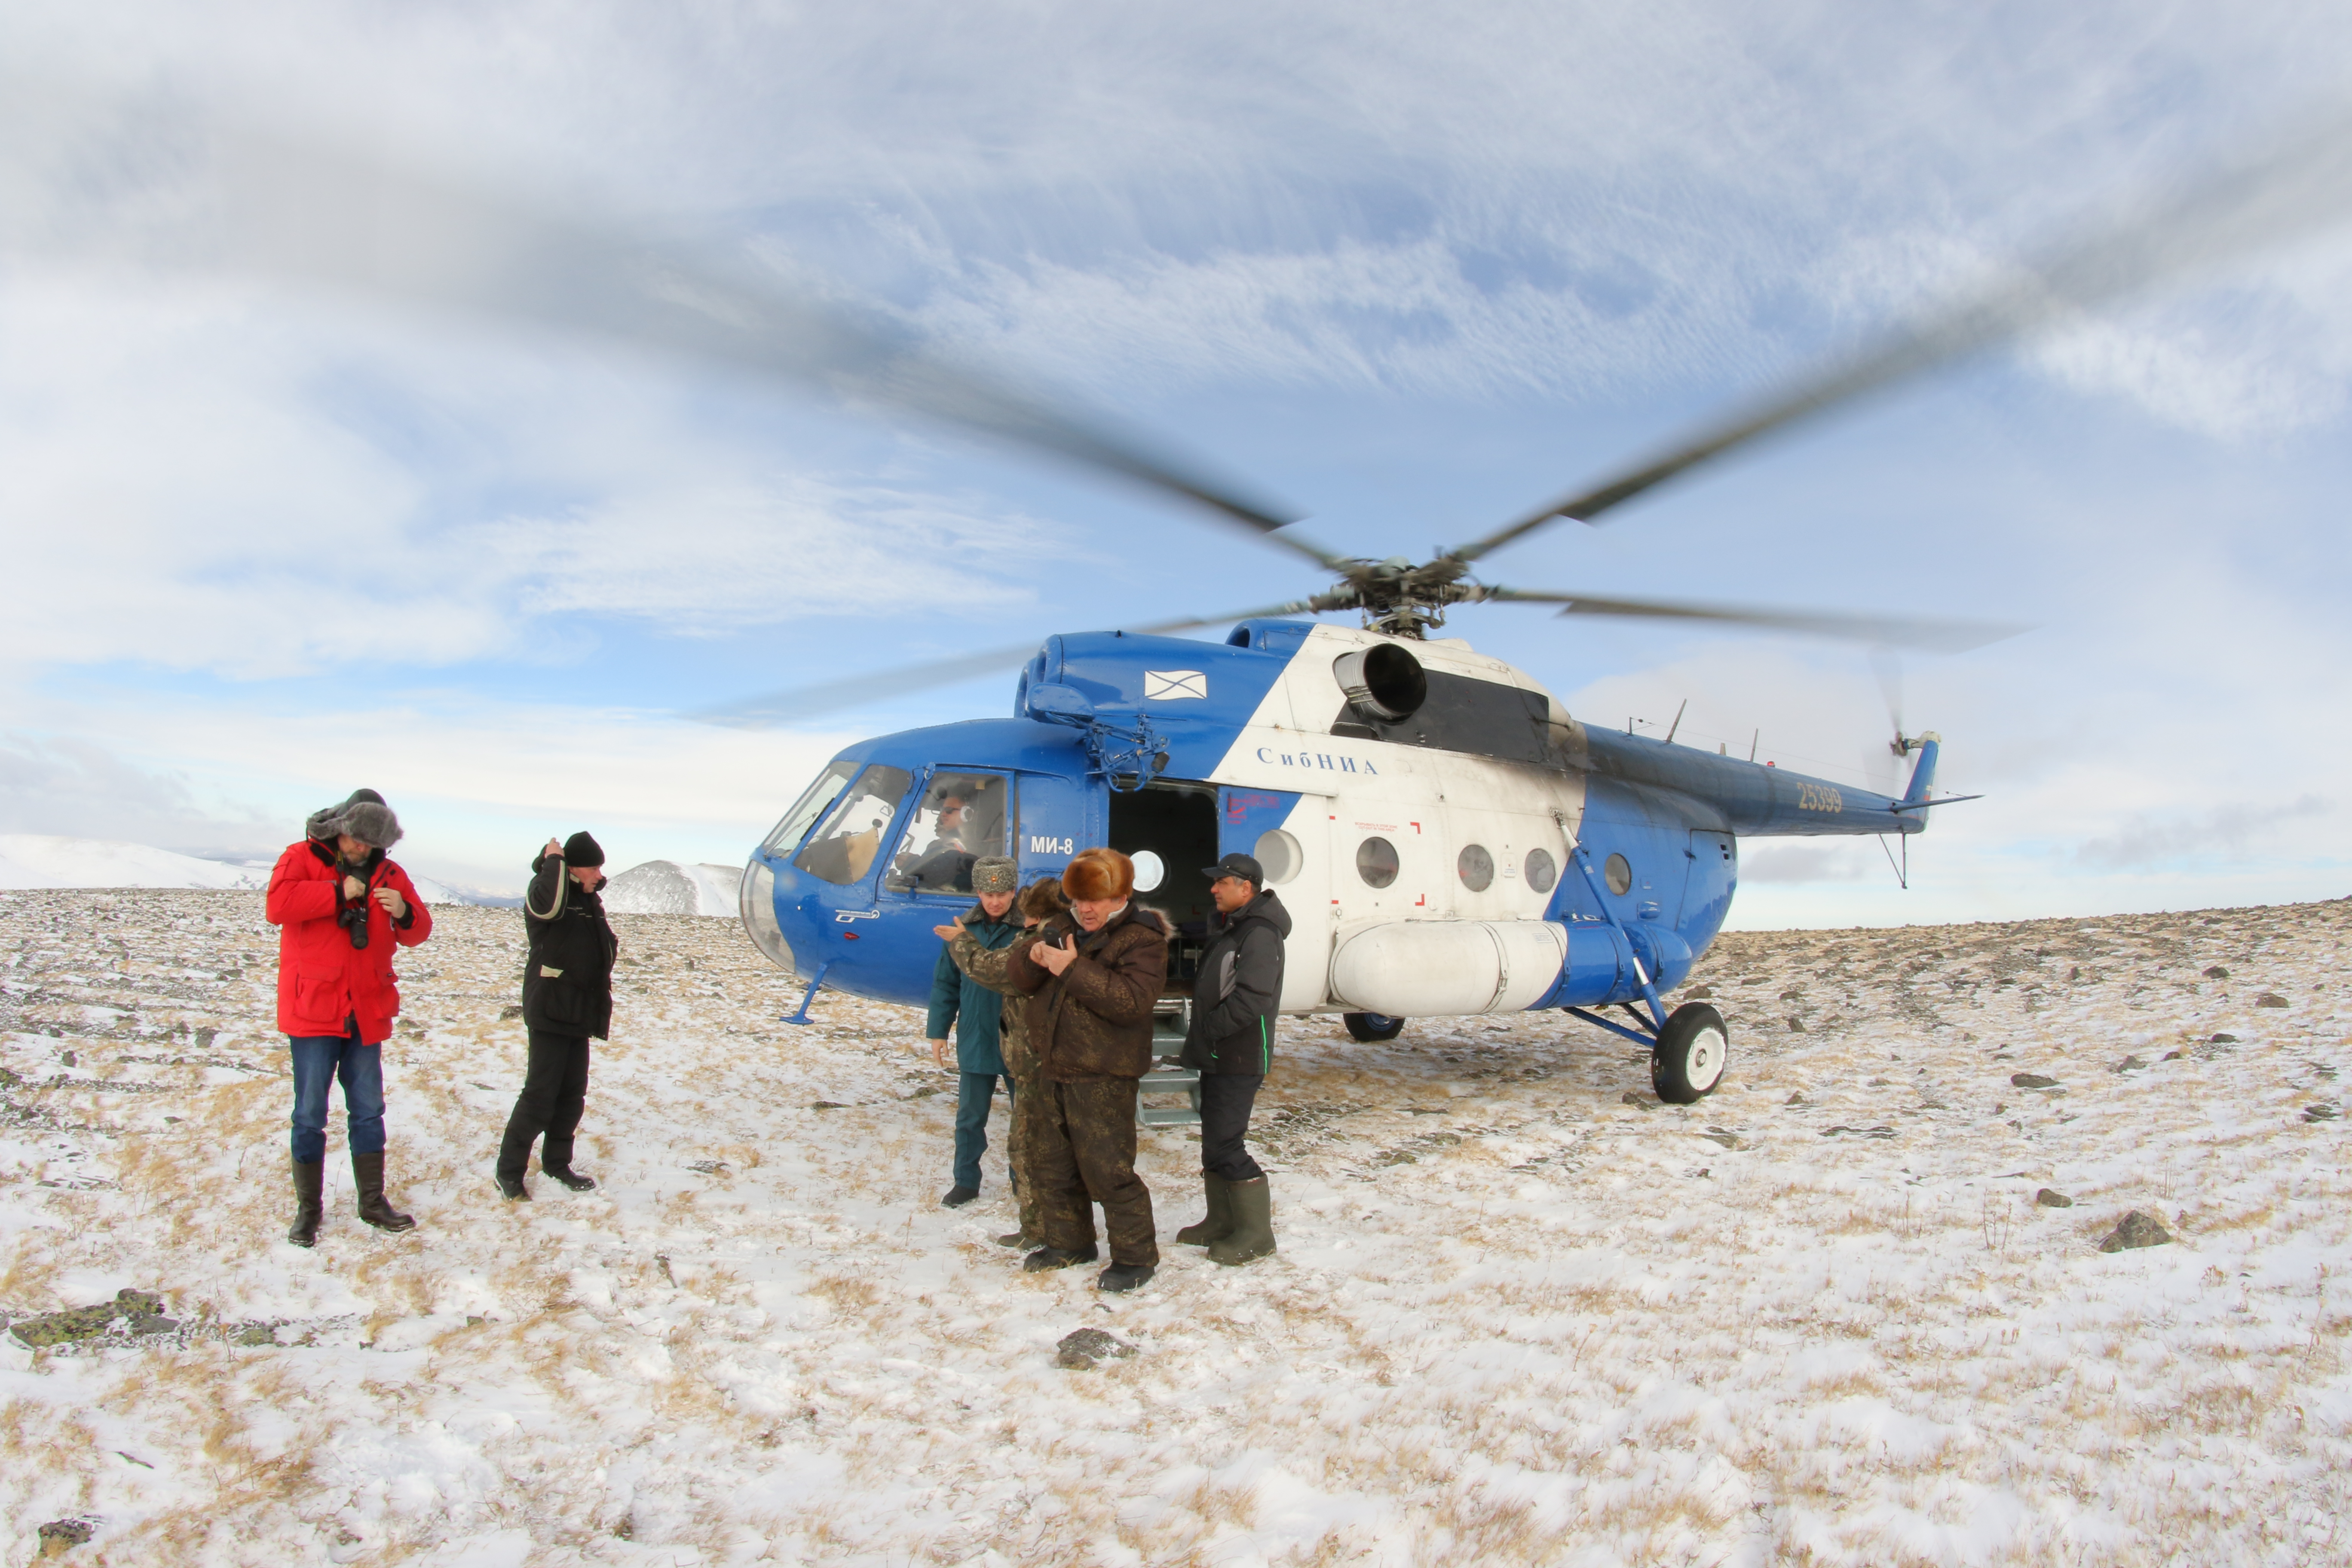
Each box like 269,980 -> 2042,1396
1343,1011 -> 1406,1042
1651,1002 -> 1728,1103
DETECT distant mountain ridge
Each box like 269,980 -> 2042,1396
602,860 -> 741,918
0,835 -> 486,904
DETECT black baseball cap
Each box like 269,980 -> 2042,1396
1201,852 -> 1263,886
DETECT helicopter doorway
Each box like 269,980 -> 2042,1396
1108,780 -> 1220,984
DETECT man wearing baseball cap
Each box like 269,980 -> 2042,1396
1175,851 -> 1290,1265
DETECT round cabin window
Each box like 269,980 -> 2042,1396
1130,849 -> 1166,893
1604,852 -> 1633,896
1457,843 -> 1494,892
1355,836 -> 1400,889
1525,848 -> 1558,894
1254,828 -> 1303,885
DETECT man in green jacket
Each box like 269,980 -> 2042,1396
926,855 -> 1023,1207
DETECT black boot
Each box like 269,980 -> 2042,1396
1022,1243 -> 1099,1272
1174,1173 -> 1232,1246
1097,1262 -> 1156,1292
352,1151 -> 415,1233
495,1172 -> 531,1201
542,1165 -> 597,1191
1208,1177 -> 1275,1266
940,1185 -> 979,1207
287,1159 -> 324,1248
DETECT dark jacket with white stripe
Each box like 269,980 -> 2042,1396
522,852 -> 619,1039
1181,888 -> 1290,1076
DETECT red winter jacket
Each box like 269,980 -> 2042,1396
266,840 -> 433,1042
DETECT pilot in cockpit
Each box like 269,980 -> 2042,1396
896,789 -> 978,891
929,796 -> 969,855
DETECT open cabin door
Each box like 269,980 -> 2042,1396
1108,781 -> 1221,990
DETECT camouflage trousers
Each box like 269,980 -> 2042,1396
1006,1072 -> 1044,1243
1031,1077 -> 1158,1267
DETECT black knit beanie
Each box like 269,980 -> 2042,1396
563,830 -> 605,867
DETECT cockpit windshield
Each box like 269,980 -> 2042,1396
763,759 -> 860,856
884,771 -> 1012,894
794,764 -> 914,885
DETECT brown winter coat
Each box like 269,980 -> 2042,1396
947,929 -> 1038,1083
1004,903 -> 1170,1083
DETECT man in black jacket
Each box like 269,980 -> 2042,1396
1175,852 -> 1289,1265
496,831 -> 618,1200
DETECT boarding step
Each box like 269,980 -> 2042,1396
1139,1001 -> 1200,1127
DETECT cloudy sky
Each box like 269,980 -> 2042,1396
1,1 -> 2348,925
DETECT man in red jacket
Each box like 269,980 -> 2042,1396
266,788 -> 434,1247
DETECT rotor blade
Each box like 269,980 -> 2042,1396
1477,587 -> 2026,652
1870,647 -> 1905,739
0,72 -> 1350,572
1445,101 -> 2352,564
692,596 -> 1345,727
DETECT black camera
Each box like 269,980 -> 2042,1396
337,902 -> 370,950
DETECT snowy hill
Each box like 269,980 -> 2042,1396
601,858 -> 742,917
0,835 -> 468,904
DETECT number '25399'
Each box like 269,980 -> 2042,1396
1797,782 -> 1843,813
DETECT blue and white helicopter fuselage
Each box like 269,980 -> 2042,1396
741,617 -> 1943,1098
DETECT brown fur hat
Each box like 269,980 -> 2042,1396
1060,847 -> 1133,903
1018,876 -> 1068,923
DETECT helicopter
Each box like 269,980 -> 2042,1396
734,615 -> 1964,1103
9,78 -> 2352,1100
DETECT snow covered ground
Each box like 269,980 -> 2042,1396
0,836 -> 469,906
603,861 -> 744,919
0,888 -> 2346,1565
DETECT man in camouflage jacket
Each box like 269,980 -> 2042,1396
941,874 -> 1067,1250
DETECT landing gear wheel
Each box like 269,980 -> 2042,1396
1343,1011 -> 1405,1043
1651,1003 -> 1729,1104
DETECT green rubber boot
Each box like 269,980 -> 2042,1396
1208,1177 -> 1275,1266
1174,1173 -> 1232,1246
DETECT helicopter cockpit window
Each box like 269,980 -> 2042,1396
885,772 -> 1013,894
793,764 -> 914,886
763,759 -> 859,856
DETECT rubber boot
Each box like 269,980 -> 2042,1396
1174,1173 -> 1232,1246
542,1165 -> 597,1192
287,1159 -> 324,1248
352,1151 -> 416,1233
1207,1177 -> 1274,1266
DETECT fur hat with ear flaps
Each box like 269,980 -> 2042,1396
1060,847 -> 1134,903
970,856 -> 1019,895
308,789 -> 402,849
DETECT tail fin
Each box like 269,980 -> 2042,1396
1899,731 -> 1942,807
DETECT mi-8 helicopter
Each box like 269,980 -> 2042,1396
10,79 -> 2350,1101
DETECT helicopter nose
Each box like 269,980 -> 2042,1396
738,853 -> 797,974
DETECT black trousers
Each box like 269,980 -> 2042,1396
499,1029 -> 592,1179
1198,1072 -> 1265,1182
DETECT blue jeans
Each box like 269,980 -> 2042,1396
288,1029 -> 386,1163
954,1072 -> 1011,1192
